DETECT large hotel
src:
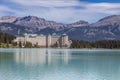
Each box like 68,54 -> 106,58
14,33 -> 71,48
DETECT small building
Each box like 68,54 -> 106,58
13,33 -> 71,48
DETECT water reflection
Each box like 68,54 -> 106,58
14,49 -> 71,65
0,49 -> 120,80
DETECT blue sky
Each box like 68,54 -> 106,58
0,0 -> 120,23
80,0 -> 120,3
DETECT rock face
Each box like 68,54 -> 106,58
91,15 -> 120,27
0,22 -> 41,36
13,16 -> 68,31
68,20 -> 89,27
0,15 -> 120,41
0,16 -> 17,23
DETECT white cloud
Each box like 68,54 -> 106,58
84,3 -> 120,15
0,5 -> 11,11
1,0 -> 120,23
10,0 -> 80,7
88,3 -> 120,8
0,5 -> 16,16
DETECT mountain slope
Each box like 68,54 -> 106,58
0,15 -> 120,41
66,15 -> 120,41
0,16 -> 17,23
91,15 -> 120,27
68,20 -> 89,27
0,23 -> 37,35
13,16 -> 69,31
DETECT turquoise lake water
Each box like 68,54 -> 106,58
0,48 -> 120,80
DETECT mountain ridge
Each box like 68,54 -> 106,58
0,15 -> 120,41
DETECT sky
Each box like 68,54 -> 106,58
0,0 -> 120,23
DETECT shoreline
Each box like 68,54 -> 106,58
0,47 -> 120,50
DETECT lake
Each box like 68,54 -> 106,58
0,48 -> 120,80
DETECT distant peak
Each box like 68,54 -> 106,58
69,20 -> 89,25
74,20 -> 88,24
0,16 -> 16,20
19,16 -> 45,21
0,16 -> 17,23
98,15 -> 120,22
68,20 -> 89,27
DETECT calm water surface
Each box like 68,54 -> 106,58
0,48 -> 120,80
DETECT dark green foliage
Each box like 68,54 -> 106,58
18,41 -> 22,48
34,44 -> 39,48
51,42 -> 58,48
24,42 -> 33,48
70,40 -> 120,49
13,42 -> 17,46
0,32 -> 15,44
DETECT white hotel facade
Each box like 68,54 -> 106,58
14,33 -> 71,48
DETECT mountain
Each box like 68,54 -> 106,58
0,16 -> 70,31
68,20 -> 89,27
0,15 -> 120,41
0,16 -> 17,23
65,15 -> 120,41
13,16 -> 69,31
0,23 -> 37,35
91,15 -> 120,27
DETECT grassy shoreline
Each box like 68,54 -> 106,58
1,42 -> 120,49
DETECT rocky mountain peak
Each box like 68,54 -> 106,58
0,16 -> 17,23
91,15 -> 120,27
12,16 -> 67,31
16,16 -> 45,22
99,15 -> 120,22
72,20 -> 89,25
1,15 -> 120,41
69,20 -> 89,27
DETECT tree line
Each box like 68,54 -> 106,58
70,40 -> 120,49
1,32 -> 120,49
0,32 -> 36,48
0,32 -> 15,44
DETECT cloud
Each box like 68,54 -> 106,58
0,5 -> 11,11
0,5 -> 16,15
84,3 -> 120,14
0,0 -> 120,23
10,0 -> 80,7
